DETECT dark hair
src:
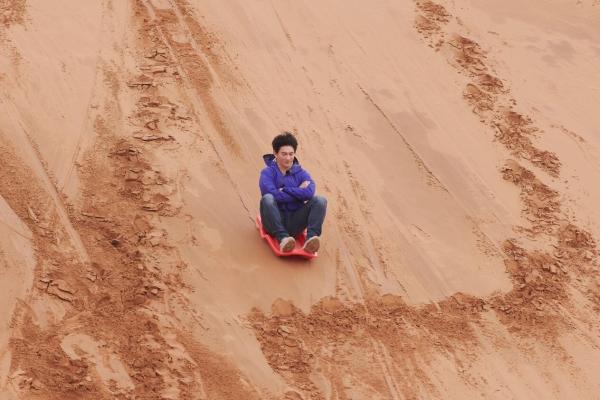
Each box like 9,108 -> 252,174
272,131 -> 298,153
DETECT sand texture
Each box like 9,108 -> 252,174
1,0 -> 600,398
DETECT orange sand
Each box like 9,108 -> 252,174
1,0 -> 600,398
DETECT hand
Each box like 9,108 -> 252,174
299,180 -> 310,189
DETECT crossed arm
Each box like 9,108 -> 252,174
259,169 -> 315,202
281,173 -> 315,201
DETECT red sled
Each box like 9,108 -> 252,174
255,216 -> 317,259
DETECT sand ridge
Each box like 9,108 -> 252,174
1,0 -> 600,398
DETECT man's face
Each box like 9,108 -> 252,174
275,145 -> 295,171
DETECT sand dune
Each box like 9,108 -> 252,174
1,0 -> 600,398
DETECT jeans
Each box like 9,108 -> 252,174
260,194 -> 327,242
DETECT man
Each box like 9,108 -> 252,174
259,132 -> 327,253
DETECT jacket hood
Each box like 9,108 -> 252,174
262,153 -> 300,167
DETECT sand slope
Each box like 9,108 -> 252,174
1,0 -> 600,398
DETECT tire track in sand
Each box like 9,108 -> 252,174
248,3 -> 600,399
411,0 -> 600,354
2,1 -> 267,399
140,0 -> 253,221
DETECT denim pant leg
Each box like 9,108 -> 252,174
287,195 -> 327,239
260,194 -> 289,242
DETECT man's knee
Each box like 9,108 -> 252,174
312,195 -> 327,208
261,193 -> 277,206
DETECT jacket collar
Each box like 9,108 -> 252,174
262,153 -> 300,174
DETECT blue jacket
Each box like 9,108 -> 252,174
259,154 -> 316,212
